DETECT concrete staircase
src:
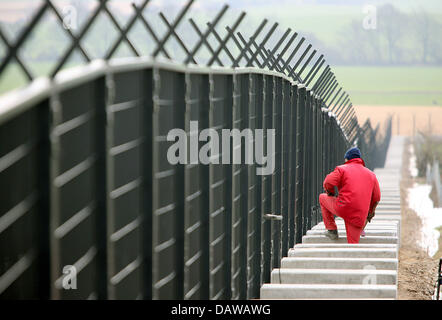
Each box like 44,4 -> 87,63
260,136 -> 404,300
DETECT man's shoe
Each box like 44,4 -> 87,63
324,229 -> 338,240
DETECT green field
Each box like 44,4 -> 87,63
332,66 -> 442,106
1,63 -> 441,106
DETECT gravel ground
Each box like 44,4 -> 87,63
397,137 -> 440,300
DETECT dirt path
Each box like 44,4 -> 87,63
397,137 -> 439,299
354,105 -> 442,136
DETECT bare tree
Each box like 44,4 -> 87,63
412,9 -> 442,64
339,20 -> 383,65
377,4 -> 406,64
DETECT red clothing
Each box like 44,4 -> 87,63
322,158 -> 381,228
319,193 -> 363,243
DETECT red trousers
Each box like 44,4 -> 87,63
319,193 -> 363,244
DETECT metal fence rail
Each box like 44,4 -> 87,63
0,0 -> 391,300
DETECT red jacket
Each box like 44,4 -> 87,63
323,158 -> 381,227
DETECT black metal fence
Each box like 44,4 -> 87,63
0,0 -> 391,300
358,117 -> 393,170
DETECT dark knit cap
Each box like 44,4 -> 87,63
344,147 -> 361,161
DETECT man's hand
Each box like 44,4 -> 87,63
367,210 -> 375,222
325,189 -> 335,197
367,202 -> 378,223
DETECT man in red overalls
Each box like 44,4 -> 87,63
319,147 -> 381,243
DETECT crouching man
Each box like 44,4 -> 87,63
319,147 -> 380,243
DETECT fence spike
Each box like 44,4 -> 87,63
185,4 -> 229,64
312,65 -> 330,90
207,11 -> 246,66
261,28 -> 292,70
297,49 -> 317,78
153,0 -> 195,57
281,37 -> 305,73
245,22 -> 278,67
271,32 -> 298,70
304,55 -> 324,86
233,19 -> 268,67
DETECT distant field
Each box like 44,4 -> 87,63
354,105 -> 442,136
333,66 -> 442,106
1,62 -> 442,108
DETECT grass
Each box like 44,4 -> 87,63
333,66 -> 442,106
1,62 -> 442,107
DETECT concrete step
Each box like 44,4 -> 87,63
379,195 -> 400,199
316,220 -> 398,226
374,211 -> 401,216
376,209 -> 401,213
260,284 -> 397,299
306,229 -> 397,237
379,201 -> 401,205
376,206 -> 400,209
377,204 -> 400,208
302,235 -> 398,244
380,197 -> 401,200
376,210 -> 401,214
380,202 -> 400,206
281,257 -> 398,270
311,225 -> 397,231
289,247 -> 397,258
334,217 -> 398,223
292,243 -> 398,249
271,268 -> 397,285
371,215 -> 401,221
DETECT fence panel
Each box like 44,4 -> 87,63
106,69 -> 150,299
281,80 -> 291,256
208,73 -> 233,300
288,85 -> 298,248
294,85 -> 305,244
49,77 -> 107,299
246,73 -> 262,299
151,68 -> 186,299
183,72 -> 210,300
231,73 -> 248,300
271,76 -> 282,269
0,101 -> 50,299
260,74 -> 273,284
